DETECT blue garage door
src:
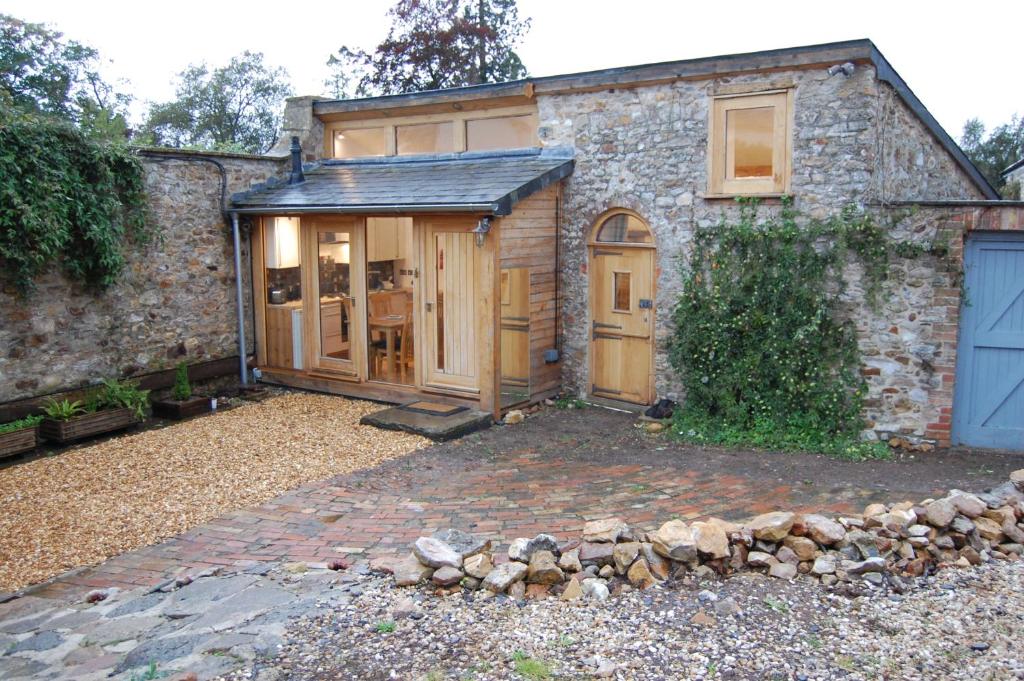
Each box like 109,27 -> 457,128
953,233 -> 1024,449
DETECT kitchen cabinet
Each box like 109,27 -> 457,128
367,217 -> 399,261
367,217 -> 414,262
265,302 -> 303,369
320,299 -> 344,356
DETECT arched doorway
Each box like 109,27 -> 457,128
587,209 -> 656,405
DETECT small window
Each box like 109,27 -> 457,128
334,127 -> 387,158
466,114 -> 538,151
709,91 -> 791,195
397,122 -> 454,154
613,272 -> 631,312
595,213 -> 653,244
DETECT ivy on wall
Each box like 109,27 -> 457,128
0,107 -> 154,295
668,199 -> 944,460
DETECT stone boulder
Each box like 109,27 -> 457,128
627,558 -> 659,589
925,499 -> 957,528
558,548 -> 582,572
747,512 -> 795,542
431,566 -> 463,586
811,555 -> 837,575
691,521 -> 730,559
651,520 -> 698,563
431,529 -> 490,558
769,562 -> 797,580
948,492 -> 986,519
582,518 -> 629,543
973,516 -> 1004,543
463,553 -> 493,580
640,543 -> 671,581
1010,469 -> 1024,492
579,542 -> 615,566
783,536 -> 818,561
527,551 -> 564,585
482,561 -> 528,593
413,537 -> 462,569
843,557 -> 886,575
802,514 -> 846,546
746,551 -> 776,568
613,542 -> 641,574
393,553 -> 434,586
508,538 -> 530,562
581,579 -> 610,601
526,534 -> 560,558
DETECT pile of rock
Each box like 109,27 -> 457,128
380,470 -> 1024,599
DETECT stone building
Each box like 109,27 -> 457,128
2,39 -> 1022,450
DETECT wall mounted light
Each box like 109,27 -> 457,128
472,216 -> 493,247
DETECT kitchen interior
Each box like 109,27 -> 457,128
262,216 -> 416,385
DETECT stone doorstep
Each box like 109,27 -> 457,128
359,406 -> 493,441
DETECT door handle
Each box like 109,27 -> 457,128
426,302 -> 433,311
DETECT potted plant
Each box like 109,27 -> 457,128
0,414 -> 43,458
39,379 -> 149,444
152,362 -> 213,420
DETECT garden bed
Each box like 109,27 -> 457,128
0,426 -> 37,459
0,392 -> 428,591
39,406 -> 138,444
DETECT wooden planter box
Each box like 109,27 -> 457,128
151,397 -> 212,420
40,407 -> 138,444
0,426 -> 38,459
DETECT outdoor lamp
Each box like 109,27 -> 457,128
473,216 -> 493,247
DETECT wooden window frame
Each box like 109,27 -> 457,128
707,89 -> 793,197
612,270 -> 631,313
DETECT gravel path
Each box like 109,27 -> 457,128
0,394 -> 427,591
220,560 -> 1024,680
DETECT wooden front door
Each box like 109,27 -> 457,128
422,222 -> 480,392
588,211 -> 656,405
303,217 -> 365,378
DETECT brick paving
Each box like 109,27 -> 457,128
25,406 -> 1004,601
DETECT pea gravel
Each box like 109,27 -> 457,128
0,393 -> 427,591
219,560 -> 1024,680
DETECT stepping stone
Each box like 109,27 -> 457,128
360,406 -> 492,441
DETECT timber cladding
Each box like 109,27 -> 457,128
497,185 -> 562,399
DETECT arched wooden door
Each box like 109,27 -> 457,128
588,209 -> 656,405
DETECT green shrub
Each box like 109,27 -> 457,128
171,362 -> 192,401
0,414 -> 43,434
0,107 -> 153,295
41,398 -> 86,421
88,378 -> 150,420
668,200 -> 900,461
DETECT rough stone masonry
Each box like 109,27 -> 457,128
537,64 -> 986,445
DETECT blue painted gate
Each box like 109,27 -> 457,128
952,233 -> 1024,449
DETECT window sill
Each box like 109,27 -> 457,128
703,192 -> 792,201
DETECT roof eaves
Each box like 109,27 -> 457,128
1002,158 -> 1024,177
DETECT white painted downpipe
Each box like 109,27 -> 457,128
230,211 -> 249,386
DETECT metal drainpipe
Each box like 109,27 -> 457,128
230,212 -> 249,386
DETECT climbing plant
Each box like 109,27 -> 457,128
668,199 -> 944,461
0,107 -> 153,295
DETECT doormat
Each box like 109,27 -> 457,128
400,401 -> 469,417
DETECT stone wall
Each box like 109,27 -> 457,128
537,63 -> 989,443
0,150 -> 286,404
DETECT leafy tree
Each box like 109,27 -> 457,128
960,115 -> 1024,199
0,14 -> 130,138
325,0 -> 530,98
138,51 -> 292,154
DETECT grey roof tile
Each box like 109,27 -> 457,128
231,149 -> 574,215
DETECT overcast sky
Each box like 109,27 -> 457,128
6,0 -> 1021,139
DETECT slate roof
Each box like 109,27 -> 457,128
231,148 -> 574,216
